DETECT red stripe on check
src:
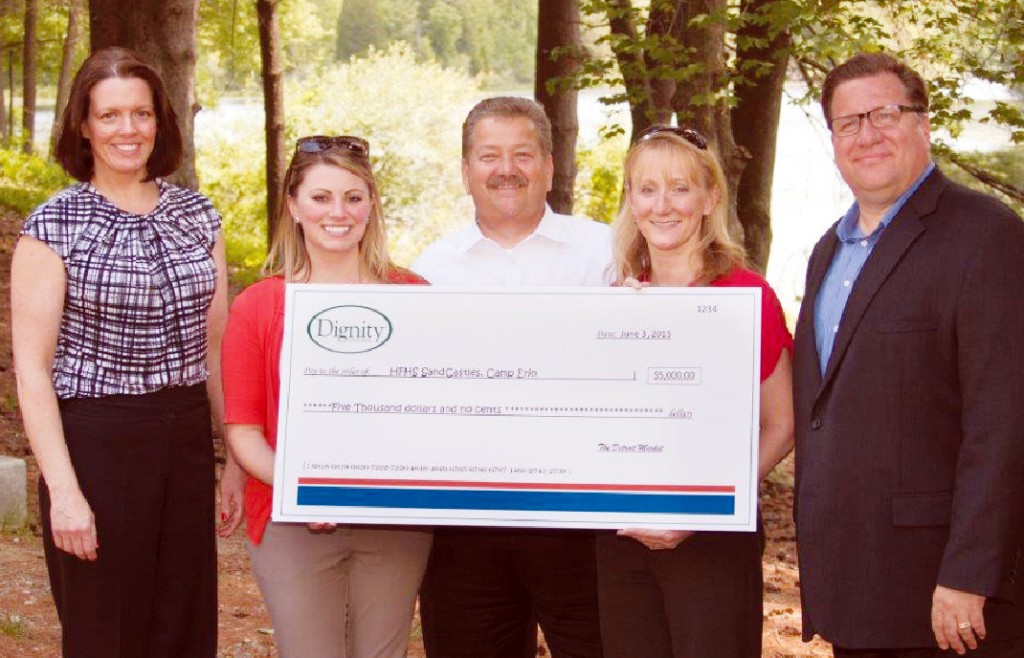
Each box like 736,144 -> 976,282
297,477 -> 735,493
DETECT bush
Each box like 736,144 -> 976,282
0,148 -> 71,215
574,133 -> 627,225
195,110 -> 269,273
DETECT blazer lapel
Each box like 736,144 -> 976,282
799,233 -> 838,393
817,170 -> 946,397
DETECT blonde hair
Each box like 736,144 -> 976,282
612,132 -> 746,284
264,147 -> 395,282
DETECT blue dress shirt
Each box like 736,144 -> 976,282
814,163 -> 935,374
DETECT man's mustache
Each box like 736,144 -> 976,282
486,173 -> 529,189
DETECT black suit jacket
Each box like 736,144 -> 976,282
793,168 -> 1024,649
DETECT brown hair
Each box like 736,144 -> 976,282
612,132 -> 746,284
263,144 -> 396,283
462,96 -> 553,158
821,52 -> 929,125
54,47 -> 182,182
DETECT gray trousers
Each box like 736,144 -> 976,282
248,521 -> 432,658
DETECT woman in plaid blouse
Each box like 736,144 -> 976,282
10,48 -> 244,657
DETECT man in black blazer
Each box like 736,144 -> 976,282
793,52 -> 1024,657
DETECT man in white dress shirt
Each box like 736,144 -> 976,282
413,96 -> 610,658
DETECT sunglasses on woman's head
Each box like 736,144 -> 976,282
636,125 -> 708,151
295,135 -> 370,158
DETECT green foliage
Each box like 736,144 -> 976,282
1,1 -> 81,90
336,0 -> 387,59
0,147 -> 71,214
936,145 -> 1024,216
336,0 -> 536,85
195,110 -> 268,271
288,43 -> 480,265
792,0 -> 1024,142
425,2 -> 464,66
574,133 -> 628,225
197,0 -> 343,100
196,44 -> 480,270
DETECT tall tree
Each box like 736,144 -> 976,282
51,0 -> 84,156
536,0 -> 581,215
581,0 -> 791,270
257,0 -> 285,245
88,0 -> 201,189
21,0 -> 37,154
729,0 -> 791,269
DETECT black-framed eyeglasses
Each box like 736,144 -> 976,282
295,135 -> 370,158
636,125 -> 709,150
829,104 -> 926,137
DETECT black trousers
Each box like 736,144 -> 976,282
595,527 -> 764,658
40,384 -> 217,658
419,528 -> 604,658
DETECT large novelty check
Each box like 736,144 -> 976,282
272,285 -> 761,531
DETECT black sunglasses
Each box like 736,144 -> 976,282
295,135 -> 370,158
636,125 -> 708,150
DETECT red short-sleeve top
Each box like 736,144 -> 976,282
709,267 -> 793,382
636,267 -> 792,382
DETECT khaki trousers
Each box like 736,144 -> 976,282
248,522 -> 432,658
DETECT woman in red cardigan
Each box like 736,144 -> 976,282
221,136 -> 431,658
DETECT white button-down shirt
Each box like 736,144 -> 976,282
412,205 -> 613,286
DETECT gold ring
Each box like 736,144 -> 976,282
957,621 -> 972,630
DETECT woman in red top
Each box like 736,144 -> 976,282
595,126 -> 795,658
221,136 -> 431,658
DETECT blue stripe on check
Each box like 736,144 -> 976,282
297,486 -> 735,515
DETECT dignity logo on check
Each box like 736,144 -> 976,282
307,305 -> 392,354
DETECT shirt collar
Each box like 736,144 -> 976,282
836,162 -> 935,242
452,204 -> 565,253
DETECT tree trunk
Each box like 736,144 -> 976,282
535,0 -> 580,215
0,27 -> 7,147
642,0 -> 678,129
671,0 -> 747,246
89,0 -> 201,189
51,0 -> 84,157
605,0 -> 658,140
730,0 -> 790,272
257,0 -> 285,247
22,0 -> 37,154
6,51 -> 12,145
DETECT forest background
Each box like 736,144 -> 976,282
0,0 -> 1021,278
0,1 -> 1021,655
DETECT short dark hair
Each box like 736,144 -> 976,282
461,96 -> 553,159
54,47 -> 182,182
821,52 -> 929,125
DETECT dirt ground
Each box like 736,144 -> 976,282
0,207 -> 831,657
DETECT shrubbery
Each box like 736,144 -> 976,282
574,133 -> 627,225
0,148 -> 71,215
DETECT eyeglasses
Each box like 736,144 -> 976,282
829,104 -> 926,137
295,135 -> 370,158
636,125 -> 708,151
